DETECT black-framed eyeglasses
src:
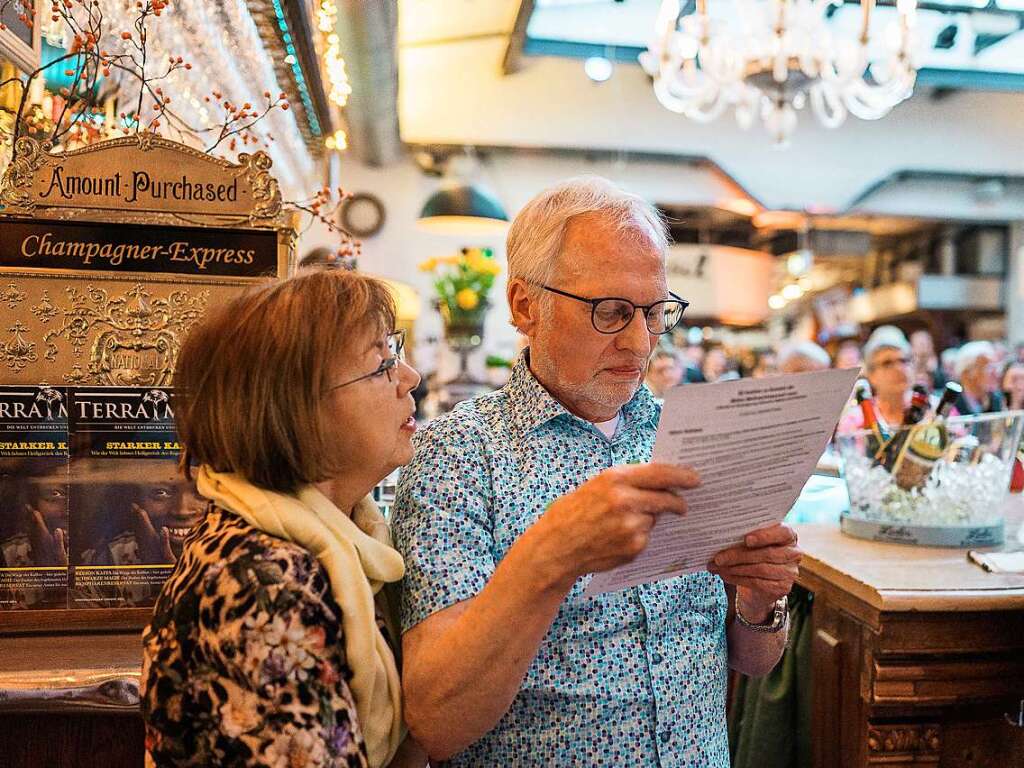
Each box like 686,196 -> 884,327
541,285 -> 689,335
328,330 -> 405,391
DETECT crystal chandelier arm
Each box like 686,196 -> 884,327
859,0 -> 876,45
810,84 -> 847,128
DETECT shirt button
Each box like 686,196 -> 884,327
651,652 -> 664,665
660,731 -> 671,744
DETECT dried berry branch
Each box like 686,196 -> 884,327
286,185 -> 362,259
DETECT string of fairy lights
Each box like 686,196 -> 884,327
315,0 -> 350,153
4,0 -> 354,198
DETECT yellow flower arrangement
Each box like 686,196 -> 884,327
418,247 -> 500,326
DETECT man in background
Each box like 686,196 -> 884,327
954,341 -> 1004,415
645,348 -> 683,399
779,341 -> 831,374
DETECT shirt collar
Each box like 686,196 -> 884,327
506,354 -> 572,437
506,352 -> 661,438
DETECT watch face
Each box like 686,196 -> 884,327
339,193 -> 385,238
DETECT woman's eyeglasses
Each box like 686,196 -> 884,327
329,330 -> 405,391
541,285 -> 689,335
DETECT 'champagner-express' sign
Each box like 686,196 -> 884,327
1,218 -> 278,278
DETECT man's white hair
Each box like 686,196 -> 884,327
955,340 -> 996,377
779,341 -> 831,370
505,176 -> 669,288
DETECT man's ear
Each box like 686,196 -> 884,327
508,278 -> 539,337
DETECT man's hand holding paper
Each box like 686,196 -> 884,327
531,463 -> 699,588
709,523 -> 802,622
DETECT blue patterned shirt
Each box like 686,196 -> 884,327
392,357 -> 729,767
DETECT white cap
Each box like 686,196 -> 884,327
863,326 -> 911,366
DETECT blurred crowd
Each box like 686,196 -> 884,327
645,330 -> 1024,431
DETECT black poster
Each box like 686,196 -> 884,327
67,387 -> 198,609
0,386 -> 69,610
0,218 -> 279,278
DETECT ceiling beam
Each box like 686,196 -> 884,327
503,0 -> 536,75
406,141 -> 768,209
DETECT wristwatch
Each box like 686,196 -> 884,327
734,593 -> 789,633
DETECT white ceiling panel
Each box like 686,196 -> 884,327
399,0 -> 521,45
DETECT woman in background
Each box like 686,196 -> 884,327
838,327 -> 916,433
1002,361 -> 1024,411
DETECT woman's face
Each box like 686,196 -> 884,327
1004,365 -> 1024,401
324,329 -> 421,484
867,347 -> 911,400
835,342 -> 862,370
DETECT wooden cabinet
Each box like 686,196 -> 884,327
795,522 -> 1024,767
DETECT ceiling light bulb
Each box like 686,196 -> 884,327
584,56 -> 613,83
768,294 -> 787,310
782,283 -> 804,300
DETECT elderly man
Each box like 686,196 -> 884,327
778,340 -> 831,374
392,177 -> 800,767
645,348 -> 683,399
954,340 -> 1004,415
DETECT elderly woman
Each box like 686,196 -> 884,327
838,326 -> 918,433
141,270 -> 424,768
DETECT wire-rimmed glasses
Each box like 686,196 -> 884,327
328,330 -> 405,391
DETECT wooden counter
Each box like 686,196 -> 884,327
796,503 -> 1024,767
0,632 -> 143,768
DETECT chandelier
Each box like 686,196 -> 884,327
640,0 -> 919,145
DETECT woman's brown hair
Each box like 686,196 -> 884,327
173,269 -> 396,493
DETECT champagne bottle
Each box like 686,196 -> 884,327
891,382 -> 963,490
934,381 -> 962,420
856,380 -> 885,457
876,385 -> 932,469
903,385 -> 930,426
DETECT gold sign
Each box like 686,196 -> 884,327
1,134 -> 282,223
0,134 -> 294,387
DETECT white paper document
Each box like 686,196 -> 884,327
585,368 -> 860,595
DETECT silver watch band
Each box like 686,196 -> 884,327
734,592 -> 789,633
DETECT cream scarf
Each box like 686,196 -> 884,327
196,466 -> 405,768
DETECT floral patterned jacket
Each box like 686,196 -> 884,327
141,505 -> 368,767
